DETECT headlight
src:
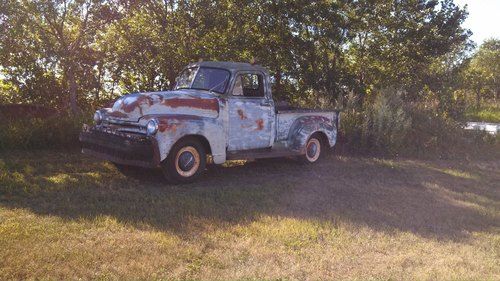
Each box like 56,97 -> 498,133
93,111 -> 102,125
146,119 -> 159,135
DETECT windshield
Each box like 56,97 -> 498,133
175,67 -> 231,94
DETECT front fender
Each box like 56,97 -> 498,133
149,115 -> 226,164
287,115 -> 337,153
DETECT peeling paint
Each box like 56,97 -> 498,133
158,118 -> 179,133
255,119 -> 264,130
108,111 -> 129,118
82,62 -> 339,170
228,98 -> 272,151
162,98 -> 219,112
121,94 -> 154,114
237,109 -> 247,120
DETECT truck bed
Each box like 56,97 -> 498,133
276,107 -> 339,144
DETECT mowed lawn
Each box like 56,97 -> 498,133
0,149 -> 499,280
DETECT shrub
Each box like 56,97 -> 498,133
464,103 -> 500,123
0,113 -> 89,151
337,92 -> 364,153
338,88 -> 498,158
406,106 -> 499,158
361,88 -> 412,154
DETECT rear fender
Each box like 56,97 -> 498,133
287,115 -> 337,153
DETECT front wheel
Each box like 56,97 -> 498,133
161,137 -> 206,184
300,135 -> 323,164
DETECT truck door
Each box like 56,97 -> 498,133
227,72 -> 273,151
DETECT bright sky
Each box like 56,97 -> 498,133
454,0 -> 500,45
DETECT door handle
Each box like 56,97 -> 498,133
260,100 -> 271,106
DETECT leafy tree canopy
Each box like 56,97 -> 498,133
0,0 -> 480,113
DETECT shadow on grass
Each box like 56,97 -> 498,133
0,150 -> 498,241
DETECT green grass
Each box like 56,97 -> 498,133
1,150 -> 499,280
465,104 -> 500,123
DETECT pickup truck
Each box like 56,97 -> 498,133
80,61 -> 339,183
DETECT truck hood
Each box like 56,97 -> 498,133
106,89 -> 221,122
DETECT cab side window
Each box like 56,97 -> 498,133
232,73 -> 264,97
232,75 -> 244,96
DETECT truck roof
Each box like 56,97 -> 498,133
186,61 -> 269,74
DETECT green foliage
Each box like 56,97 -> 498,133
1,0 -> 497,156
465,39 -> 500,107
0,0 -> 119,112
361,89 -> 412,154
464,104 -> 500,123
340,90 -> 496,158
0,114 -> 88,151
348,0 -> 471,99
0,0 -> 472,112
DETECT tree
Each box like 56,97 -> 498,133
468,39 -> 500,106
0,0 -> 473,114
0,0 -> 119,113
347,0 -> 470,101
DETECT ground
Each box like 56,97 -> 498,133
0,150 -> 499,280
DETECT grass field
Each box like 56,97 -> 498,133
1,149 -> 499,280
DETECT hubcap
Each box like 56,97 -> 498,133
175,146 -> 200,177
306,138 -> 321,162
178,151 -> 195,171
307,142 -> 318,158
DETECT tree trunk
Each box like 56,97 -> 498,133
475,88 -> 481,109
168,70 -> 177,90
274,71 -> 282,99
95,63 -> 103,103
66,64 -> 79,114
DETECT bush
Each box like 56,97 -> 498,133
464,103 -> 500,123
339,88 -> 413,155
0,113 -> 89,151
339,89 -> 498,158
361,88 -> 412,154
406,106 -> 499,158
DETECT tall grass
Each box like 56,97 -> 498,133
464,103 -> 500,122
1,95 -> 497,157
361,88 -> 412,154
0,114 -> 88,151
339,89 -> 498,158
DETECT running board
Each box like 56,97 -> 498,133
226,147 -> 303,160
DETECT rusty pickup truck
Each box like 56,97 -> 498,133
80,61 -> 339,183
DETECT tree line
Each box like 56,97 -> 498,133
0,0 -> 498,115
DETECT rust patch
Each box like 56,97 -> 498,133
121,94 -> 154,114
158,118 -> 179,133
109,111 -> 129,118
162,98 -> 219,112
255,119 -> 264,130
146,114 -> 204,121
237,109 -> 247,120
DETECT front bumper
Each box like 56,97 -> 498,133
79,125 -> 160,168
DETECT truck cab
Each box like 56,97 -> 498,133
80,61 -> 339,183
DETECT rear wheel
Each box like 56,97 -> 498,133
161,137 -> 206,184
300,135 -> 323,164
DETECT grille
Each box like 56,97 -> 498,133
102,120 -> 146,135
80,129 -> 154,163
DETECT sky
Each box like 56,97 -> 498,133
453,0 -> 500,45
